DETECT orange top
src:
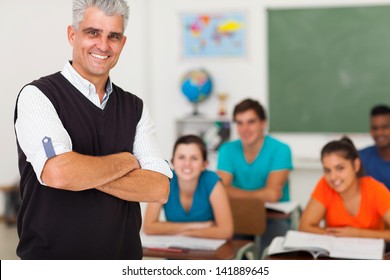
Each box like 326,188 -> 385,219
312,176 -> 390,230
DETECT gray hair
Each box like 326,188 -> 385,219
72,0 -> 130,31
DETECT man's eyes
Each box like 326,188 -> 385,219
83,30 -> 123,41
109,34 -> 123,40
84,30 -> 99,37
371,126 -> 390,131
109,35 -> 119,40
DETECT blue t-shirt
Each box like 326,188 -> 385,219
359,145 -> 390,190
217,135 -> 293,202
163,170 -> 220,222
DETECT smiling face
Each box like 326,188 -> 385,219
322,152 -> 360,194
67,6 -> 126,84
172,143 -> 207,183
370,114 -> 390,150
234,109 -> 266,148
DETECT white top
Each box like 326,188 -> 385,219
15,61 -> 172,184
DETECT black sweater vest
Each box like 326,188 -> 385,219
15,72 -> 144,259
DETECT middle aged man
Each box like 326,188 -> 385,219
14,0 -> 172,260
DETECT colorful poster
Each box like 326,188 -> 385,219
181,13 -> 246,57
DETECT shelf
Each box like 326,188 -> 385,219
176,116 -> 231,152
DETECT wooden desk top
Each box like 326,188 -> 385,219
143,239 -> 251,260
266,209 -> 291,220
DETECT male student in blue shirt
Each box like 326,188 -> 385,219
217,98 -> 293,257
359,104 -> 390,190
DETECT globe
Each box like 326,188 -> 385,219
181,69 -> 213,115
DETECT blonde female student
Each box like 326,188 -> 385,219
299,137 -> 390,241
144,135 -> 233,239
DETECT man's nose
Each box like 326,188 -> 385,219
97,37 -> 109,52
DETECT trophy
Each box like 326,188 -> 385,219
217,92 -> 228,116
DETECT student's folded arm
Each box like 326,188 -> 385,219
143,203 -> 212,235
218,169 -> 287,203
326,227 -> 390,241
299,198 -> 327,234
96,169 -> 170,204
326,210 -> 390,241
41,151 -> 137,191
217,170 -> 252,199
182,182 -> 234,239
254,169 -> 289,202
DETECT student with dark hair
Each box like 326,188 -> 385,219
300,137 -> 390,241
359,104 -> 390,190
217,98 -> 293,253
144,135 -> 233,239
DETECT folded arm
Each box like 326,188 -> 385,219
42,151 -> 169,203
143,203 -> 213,235
300,199 -> 390,241
41,151 -> 138,191
16,86 -> 171,203
144,182 -> 233,239
180,181 -> 234,239
217,169 -> 289,202
97,169 -> 170,203
299,198 -> 327,234
325,210 -> 390,242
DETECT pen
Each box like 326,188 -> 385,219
148,247 -> 187,253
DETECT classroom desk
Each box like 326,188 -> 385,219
143,239 -> 252,260
266,209 -> 291,220
266,208 -> 301,231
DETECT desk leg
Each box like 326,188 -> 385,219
253,236 -> 262,260
290,207 -> 302,230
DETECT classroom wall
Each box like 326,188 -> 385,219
1,0 -> 389,214
148,0 -> 390,160
148,0 -> 390,207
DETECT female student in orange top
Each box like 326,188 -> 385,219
144,135 -> 233,239
299,137 -> 390,241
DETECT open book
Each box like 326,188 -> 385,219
141,234 -> 227,251
268,230 -> 385,260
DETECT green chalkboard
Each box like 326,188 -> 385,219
268,5 -> 390,133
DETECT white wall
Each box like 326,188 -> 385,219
1,0 -> 389,213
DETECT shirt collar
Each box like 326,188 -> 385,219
60,61 -> 113,104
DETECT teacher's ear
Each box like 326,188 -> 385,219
67,25 -> 76,47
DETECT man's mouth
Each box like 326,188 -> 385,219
91,53 -> 109,60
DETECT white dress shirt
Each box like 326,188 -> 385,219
15,61 -> 172,184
